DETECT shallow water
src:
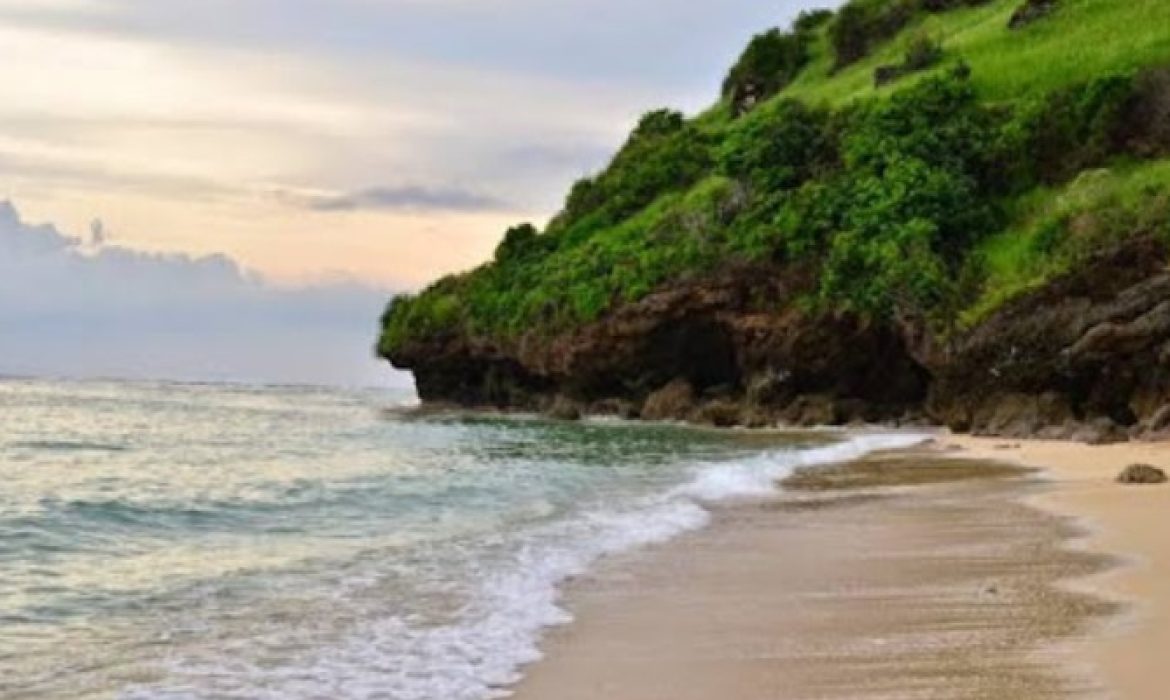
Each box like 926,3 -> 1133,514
0,377 -> 924,699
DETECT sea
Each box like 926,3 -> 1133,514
0,377 -> 925,699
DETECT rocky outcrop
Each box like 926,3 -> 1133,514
930,237 -> 1170,441
386,238 -> 1170,443
386,263 -> 930,427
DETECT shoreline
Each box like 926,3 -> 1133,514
506,442 -> 1127,699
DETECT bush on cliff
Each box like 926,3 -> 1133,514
874,33 -> 944,86
829,0 -> 916,70
556,109 -> 713,233
722,28 -> 813,115
805,71 -> 1003,316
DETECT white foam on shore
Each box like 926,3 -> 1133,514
676,431 -> 930,501
125,431 -> 929,700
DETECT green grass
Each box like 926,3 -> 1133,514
781,0 -> 1170,106
962,158 -> 1170,325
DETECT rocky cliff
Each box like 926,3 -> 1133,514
386,237 -> 1170,443
379,0 -> 1170,443
931,237 -> 1170,442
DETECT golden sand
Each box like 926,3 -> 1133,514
509,447 -> 1120,699
947,436 -> 1170,700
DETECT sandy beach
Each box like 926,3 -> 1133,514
509,446 -> 1132,699
949,436 -> 1170,700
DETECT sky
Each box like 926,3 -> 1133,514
0,0 -> 821,386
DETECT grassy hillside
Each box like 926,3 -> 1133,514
381,0 -> 1170,356
783,0 -> 1170,104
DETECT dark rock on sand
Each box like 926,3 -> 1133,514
641,378 -> 696,422
692,398 -> 744,428
1116,464 -> 1168,485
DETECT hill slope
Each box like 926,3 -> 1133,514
379,0 -> 1170,441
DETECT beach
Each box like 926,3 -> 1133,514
950,437 -> 1170,700
510,439 -> 1170,699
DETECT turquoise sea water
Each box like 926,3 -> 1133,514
0,378 -> 924,699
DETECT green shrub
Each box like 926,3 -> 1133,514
794,8 -> 835,32
493,223 -> 542,264
554,109 -> 713,232
830,0 -> 916,70
723,29 -> 812,115
718,99 -> 834,193
874,32 -> 944,86
813,71 -> 1004,317
1010,75 -> 1135,183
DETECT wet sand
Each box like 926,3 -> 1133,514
509,448 -> 1118,700
948,436 -> 1170,700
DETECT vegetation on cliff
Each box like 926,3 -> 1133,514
380,0 -> 1170,370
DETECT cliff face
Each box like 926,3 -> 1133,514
932,237 -> 1170,442
387,263 -> 930,426
386,238 -> 1170,442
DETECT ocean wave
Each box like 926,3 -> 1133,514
676,431 -> 930,501
125,431 -> 929,700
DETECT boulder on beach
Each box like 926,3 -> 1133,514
1116,464 -> 1168,485
641,378 -> 696,422
546,395 -> 583,421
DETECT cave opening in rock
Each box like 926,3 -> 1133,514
646,319 -> 741,394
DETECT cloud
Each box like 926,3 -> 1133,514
0,0 -> 821,92
277,184 -> 506,213
0,201 -> 404,387
0,0 -> 833,303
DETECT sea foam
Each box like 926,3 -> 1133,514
127,431 -> 927,700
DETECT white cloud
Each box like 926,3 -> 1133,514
0,201 -> 402,387
0,1 -> 834,385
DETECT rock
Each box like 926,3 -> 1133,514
589,398 -> 639,420
641,378 -> 696,422
784,394 -> 839,427
745,369 -> 792,407
693,399 -> 743,428
1116,464 -> 1168,485
874,64 -> 904,87
970,392 -> 1075,438
1071,417 -> 1127,445
931,238 -> 1170,440
1130,402 -> 1170,440
546,395 -> 582,421
1008,0 -> 1057,29
1144,404 -> 1170,434
739,407 -> 774,429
